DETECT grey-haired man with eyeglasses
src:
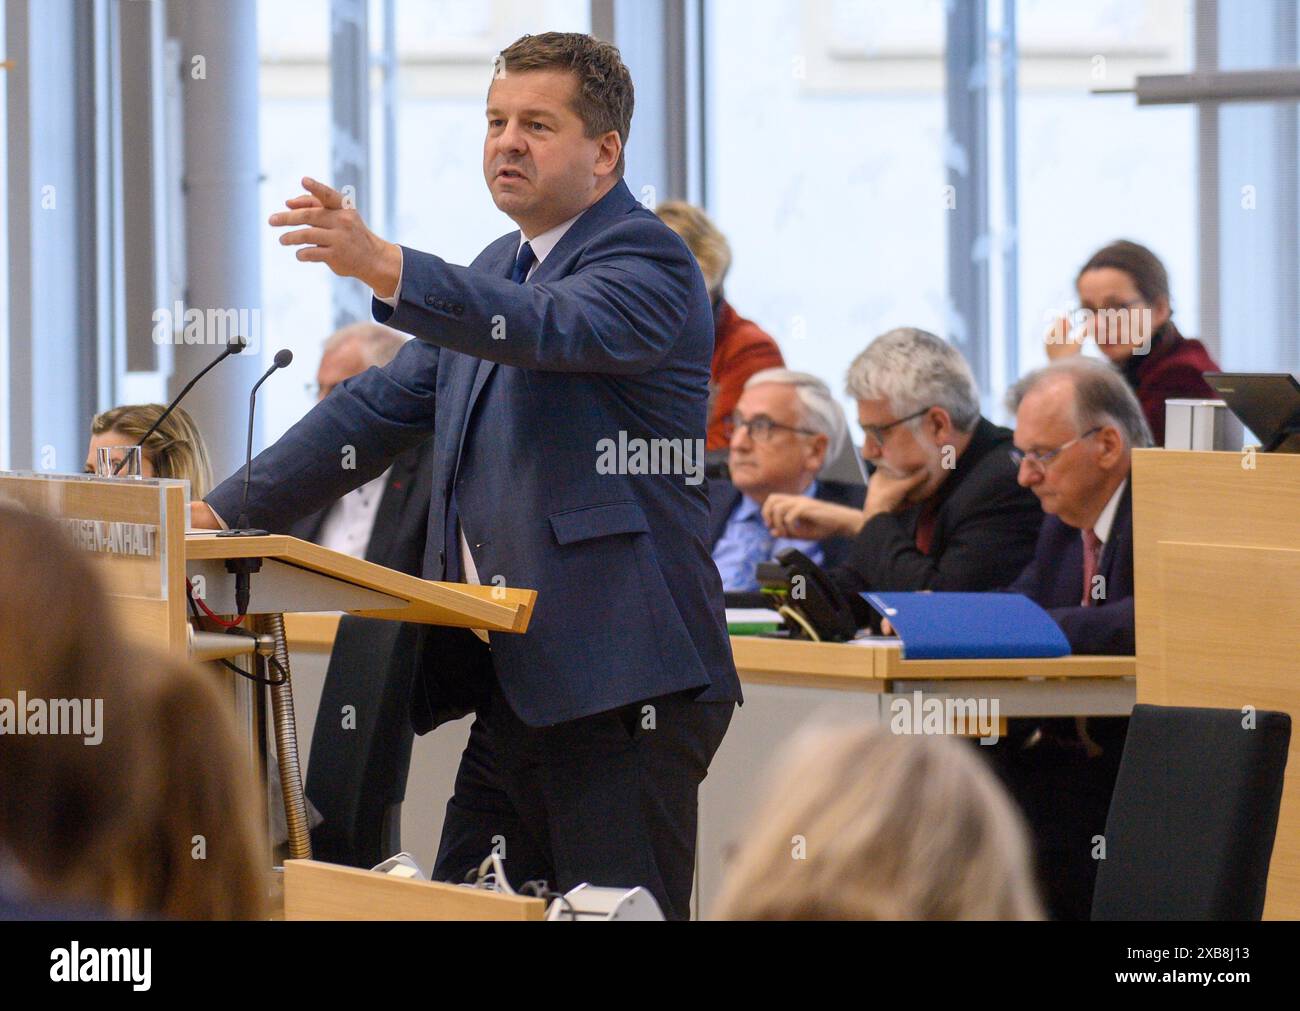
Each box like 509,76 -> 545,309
1004,354 -> 1151,653
994,354 -> 1153,922
710,369 -> 865,591
763,328 -> 1043,628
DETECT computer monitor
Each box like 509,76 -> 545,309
1202,372 -> 1300,453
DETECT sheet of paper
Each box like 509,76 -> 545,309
725,608 -> 781,625
843,635 -> 899,648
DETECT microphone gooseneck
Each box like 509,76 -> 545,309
111,336 -> 248,476
234,349 -> 294,530
214,348 -> 293,616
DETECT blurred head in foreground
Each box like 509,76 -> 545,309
0,503 -> 265,919
713,723 -> 1044,920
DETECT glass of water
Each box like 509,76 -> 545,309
96,445 -> 144,479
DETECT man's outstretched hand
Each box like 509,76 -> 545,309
270,177 -> 403,298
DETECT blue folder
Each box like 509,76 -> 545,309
861,592 -> 1071,660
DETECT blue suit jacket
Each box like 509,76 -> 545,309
206,180 -> 741,726
1005,481 -> 1135,654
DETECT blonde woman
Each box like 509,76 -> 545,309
713,723 -> 1044,920
655,201 -> 784,451
85,404 -> 214,499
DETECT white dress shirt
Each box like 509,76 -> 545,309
1090,477 -> 1128,546
315,467 -> 391,559
374,210 -> 586,585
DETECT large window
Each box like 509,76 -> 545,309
705,0 -> 1203,427
1010,0 -> 1197,394
256,0 -> 589,443
705,0 -> 949,419
1211,0 -> 1299,374
257,0 -> 335,444
6,2 -> 1294,469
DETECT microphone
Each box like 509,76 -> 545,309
216,348 -> 293,617
112,336 -> 248,475
219,348 -> 294,536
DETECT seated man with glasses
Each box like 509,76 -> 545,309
763,328 -> 1042,626
710,369 -> 864,592
1004,355 -> 1149,655
995,355 -> 1151,921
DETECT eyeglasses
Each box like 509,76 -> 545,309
1010,427 -> 1102,472
724,411 -> 820,443
860,407 -> 930,447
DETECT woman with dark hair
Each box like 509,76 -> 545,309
1046,239 -> 1220,445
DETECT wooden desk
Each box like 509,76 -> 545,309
282,611 -> 341,653
1133,448 -> 1300,920
283,860 -> 545,921
280,615 -> 1137,918
286,619 -> 1137,715
695,635 -> 1136,917
729,634 -> 1136,717
187,533 -> 534,632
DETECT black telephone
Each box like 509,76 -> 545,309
754,548 -> 859,643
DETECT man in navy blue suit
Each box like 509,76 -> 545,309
993,355 -> 1151,920
192,32 -> 740,918
1005,355 -> 1148,654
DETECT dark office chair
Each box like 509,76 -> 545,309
1091,703 -> 1291,920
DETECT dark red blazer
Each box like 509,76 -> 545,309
1126,322 -> 1220,445
708,299 -> 785,451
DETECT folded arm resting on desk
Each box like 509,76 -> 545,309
1037,598 -> 1135,655
205,339 -> 439,534
374,220 -> 697,374
1004,555 -> 1136,655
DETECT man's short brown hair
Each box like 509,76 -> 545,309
495,32 -> 634,177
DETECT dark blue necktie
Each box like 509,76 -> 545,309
510,241 -> 536,283
443,241 -> 535,581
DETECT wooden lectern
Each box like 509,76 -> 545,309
1132,448 -> 1300,919
185,531 -> 535,862
1,472 -> 536,872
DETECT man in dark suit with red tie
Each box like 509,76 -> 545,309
994,355 -> 1152,920
1004,356 -> 1148,654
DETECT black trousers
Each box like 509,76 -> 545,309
306,615 -> 416,868
428,636 -> 734,921
981,716 -> 1129,921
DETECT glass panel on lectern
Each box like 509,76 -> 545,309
0,471 -> 186,604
